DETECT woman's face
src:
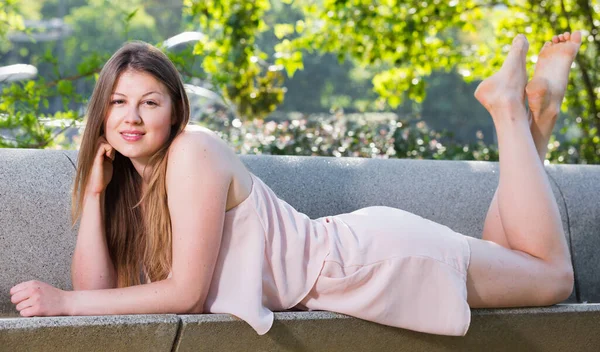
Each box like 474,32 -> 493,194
104,69 -> 173,163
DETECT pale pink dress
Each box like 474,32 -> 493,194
203,173 -> 472,336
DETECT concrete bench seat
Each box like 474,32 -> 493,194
1,149 -> 599,351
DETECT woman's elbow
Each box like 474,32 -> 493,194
71,275 -> 116,291
176,297 -> 204,314
173,288 -> 205,314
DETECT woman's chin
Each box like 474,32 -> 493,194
114,145 -> 151,160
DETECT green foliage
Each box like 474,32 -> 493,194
62,0 -> 160,73
0,0 -> 156,148
0,0 -> 598,165
0,56 -> 88,148
290,0 -> 475,107
486,1 -> 599,164
183,0 -> 600,162
197,111 -> 497,161
184,0 -> 287,120
0,0 -> 25,53
288,0 -> 600,163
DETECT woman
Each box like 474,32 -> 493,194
10,31 -> 582,336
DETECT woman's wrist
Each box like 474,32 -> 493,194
84,189 -> 104,200
82,190 -> 106,209
63,290 -> 78,316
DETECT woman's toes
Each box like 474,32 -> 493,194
540,41 -> 551,53
552,35 -> 559,43
511,34 -> 529,57
564,32 -> 571,40
513,34 -> 528,46
558,34 -> 565,42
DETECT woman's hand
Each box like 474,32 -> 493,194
10,280 -> 72,317
86,136 -> 116,195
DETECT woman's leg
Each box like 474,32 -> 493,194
481,31 -> 582,249
465,34 -> 576,308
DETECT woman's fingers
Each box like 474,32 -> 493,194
9,283 -> 26,295
10,280 -> 38,295
10,289 -> 30,305
103,143 -> 115,161
15,297 -> 33,312
95,141 -> 115,162
86,137 -> 117,195
107,146 -> 116,160
10,281 -> 37,310
94,141 -> 107,160
9,280 -> 65,316
99,135 -> 116,161
19,307 -> 37,317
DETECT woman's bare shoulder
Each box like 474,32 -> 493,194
166,128 -> 232,178
166,126 -> 252,210
168,127 -> 240,167
170,126 -> 232,155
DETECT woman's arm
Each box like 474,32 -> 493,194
67,277 -> 196,315
71,192 -> 117,290
162,131 -> 231,313
11,276 -> 198,316
71,139 -> 117,290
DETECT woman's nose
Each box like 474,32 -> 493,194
124,105 -> 142,124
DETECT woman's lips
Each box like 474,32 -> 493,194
120,132 -> 144,142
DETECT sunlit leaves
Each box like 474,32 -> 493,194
0,0 -> 25,53
274,23 -> 295,39
484,0 -> 600,163
1,0 -> 598,163
288,0 -> 599,163
288,0 -> 481,108
185,0 -> 286,120
274,39 -> 304,77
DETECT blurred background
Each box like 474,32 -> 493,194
0,0 -> 598,163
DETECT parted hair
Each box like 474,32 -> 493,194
72,41 -> 190,287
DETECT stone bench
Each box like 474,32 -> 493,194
1,148 -> 599,351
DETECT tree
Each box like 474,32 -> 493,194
0,0 -> 25,53
1,0 -> 597,164
185,0 -> 599,162
285,0 -> 599,162
183,0 -> 289,120
0,0 -> 163,148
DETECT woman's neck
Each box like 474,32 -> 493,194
130,157 -> 152,182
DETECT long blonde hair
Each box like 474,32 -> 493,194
72,42 -> 190,287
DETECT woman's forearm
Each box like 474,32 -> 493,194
71,192 -> 117,290
66,278 -> 201,316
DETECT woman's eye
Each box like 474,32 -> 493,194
110,99 -> 124,105
144,100 -> 157,106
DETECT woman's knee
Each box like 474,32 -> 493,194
537,261 -> 574,305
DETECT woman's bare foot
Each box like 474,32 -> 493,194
526,31 -> 582,160
475,34 -> 529,121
